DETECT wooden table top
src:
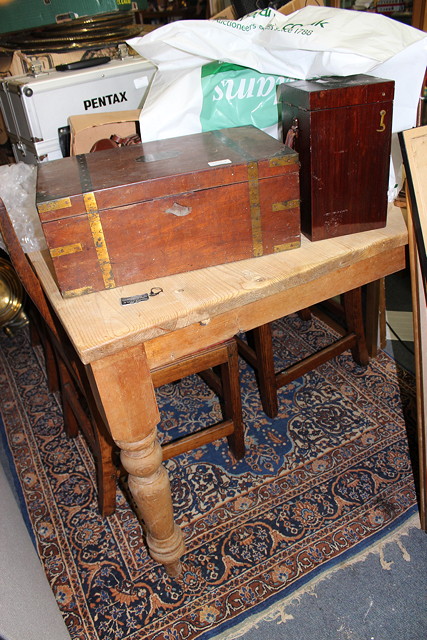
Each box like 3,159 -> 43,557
29,203 -> 408,365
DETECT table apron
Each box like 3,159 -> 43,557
144,245 -> 406,370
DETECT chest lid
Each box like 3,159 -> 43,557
280,74 -> 394,112
36,125 -> 298,223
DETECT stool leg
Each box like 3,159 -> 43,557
253,324 -> 279,419
298,307 -> 312,321
92,415 -> 119,517
342,288 -> 370,366
58,360 -> 79,439
29,318 -> 40,347
43,334 -> 60,393
239,324 -> 278,419
30,317 -> 59,393
222,341 -> 245,460
365,279 -> 386,357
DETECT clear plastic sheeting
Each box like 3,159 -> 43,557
0,163 -> 46,254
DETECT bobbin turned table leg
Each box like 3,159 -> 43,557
118,431 -> 186,576
87,344 -> 186,575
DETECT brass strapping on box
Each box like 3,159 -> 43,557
50,243 -> 83,258
274,240 -> 300,253
247,162 -> 263,257
37,197 -> 72,213
63,286 -> 94,298
83,192 -> 116,290
269,155 -> 296,167
272,199 -> 300,212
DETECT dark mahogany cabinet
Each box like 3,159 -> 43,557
281,74 -> 394,241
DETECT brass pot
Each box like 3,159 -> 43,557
0,257 -> 28,336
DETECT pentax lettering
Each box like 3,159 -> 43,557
83,91 -> 128,110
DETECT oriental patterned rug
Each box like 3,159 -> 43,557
0,313 -> 418,640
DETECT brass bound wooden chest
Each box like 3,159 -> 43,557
36,125 -> 300,298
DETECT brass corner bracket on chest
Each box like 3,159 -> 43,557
42,190 -> 116,297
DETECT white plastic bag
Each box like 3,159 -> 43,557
128,7 -> 427,196
129,7 -> 427,137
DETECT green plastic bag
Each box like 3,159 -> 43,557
200,61 -> 297,137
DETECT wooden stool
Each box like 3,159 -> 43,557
237,287 -> 370,418
153,340 -> 245,461
0,198 -> 245,517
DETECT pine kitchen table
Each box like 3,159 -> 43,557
28,203 -> 408,576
